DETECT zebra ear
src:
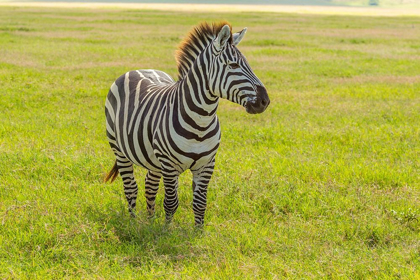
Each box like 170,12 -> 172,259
233,28 -> 247,46
214,24 -> 231,51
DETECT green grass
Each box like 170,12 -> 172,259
1,6 -> 419,279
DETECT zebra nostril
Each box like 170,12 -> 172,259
261,99 -> 268,106
255,85 -> 269,108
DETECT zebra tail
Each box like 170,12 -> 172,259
104,161 -> 119,183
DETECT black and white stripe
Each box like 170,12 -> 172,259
105,22 -> 269,226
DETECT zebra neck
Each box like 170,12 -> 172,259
177,66 -> 219,128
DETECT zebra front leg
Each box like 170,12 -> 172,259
115,157 -> 138,217
144,170 -> 161,218
192,160 -> 215,227
162,169 -> 180,223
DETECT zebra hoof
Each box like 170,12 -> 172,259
129,209 -> 136,218
194,221 -> 204,228
194,224 -> 204,231
165,215 -> 174,224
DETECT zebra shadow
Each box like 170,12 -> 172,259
85,204 -> 206,261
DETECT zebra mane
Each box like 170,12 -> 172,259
176,21 -> 232,80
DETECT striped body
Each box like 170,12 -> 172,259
106,69 -> 220,173
104,22 -> 269,226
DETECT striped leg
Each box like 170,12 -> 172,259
106,116 -> 138,217
115,154 -> 138,217
144,170 -> 161,217
162,169 -> 180,223
192,159 -> 215,226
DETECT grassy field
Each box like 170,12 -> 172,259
0,6 -> 419,279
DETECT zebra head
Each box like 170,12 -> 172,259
208,25 -> 270,114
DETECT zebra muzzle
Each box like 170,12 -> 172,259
245,85 -> 270,114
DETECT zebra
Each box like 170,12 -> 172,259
104,21 -> 270,226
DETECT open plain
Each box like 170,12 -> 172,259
0,4 -> 419,279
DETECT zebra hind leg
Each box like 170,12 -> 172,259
105,119 -> 138,217
144,170 -> 161,218
114,155 -> 138,217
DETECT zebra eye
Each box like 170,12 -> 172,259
229,63 -> 240,69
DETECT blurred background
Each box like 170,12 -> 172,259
1,0 -> 420,8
